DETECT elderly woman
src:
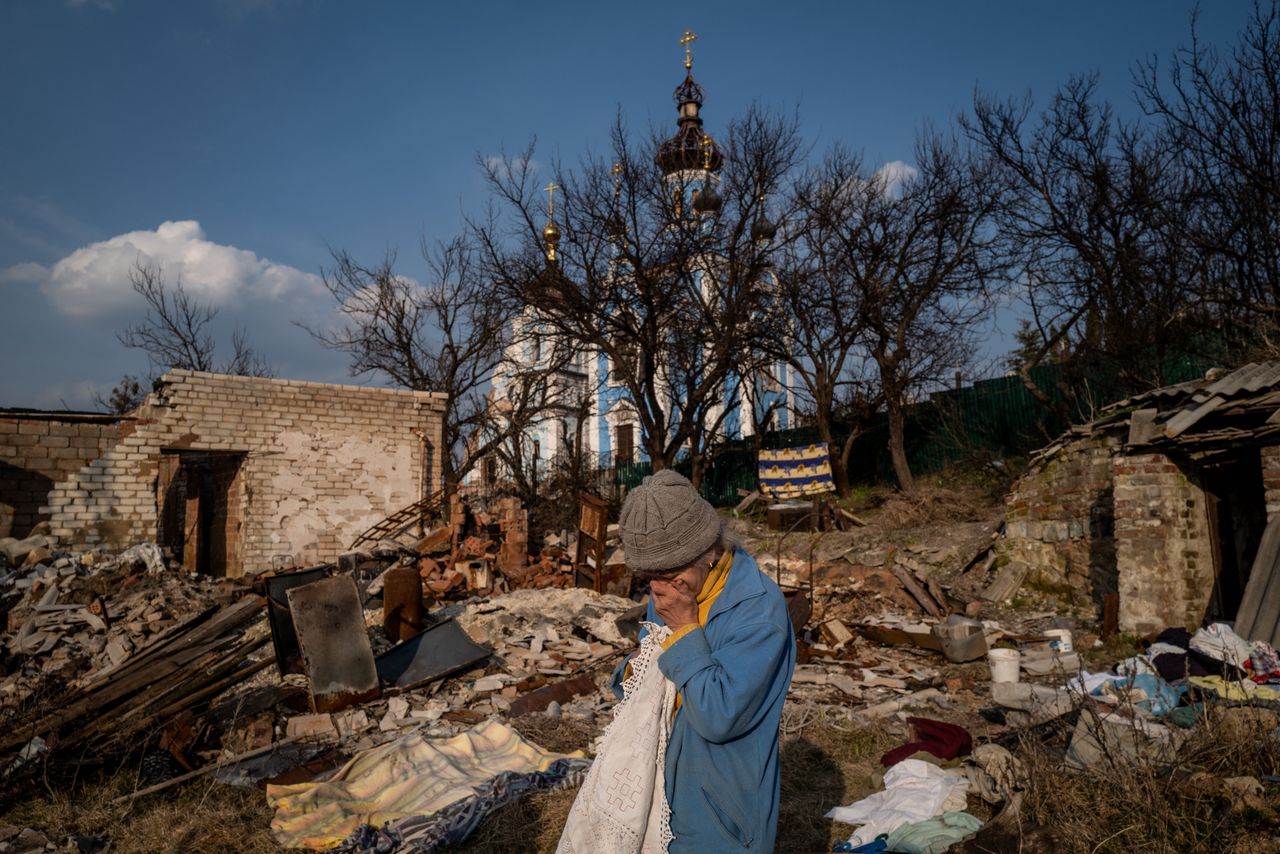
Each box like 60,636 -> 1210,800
612,470 -> 795,852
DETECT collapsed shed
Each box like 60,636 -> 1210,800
1,370 -> 446,575
1003,362 -> 1280,635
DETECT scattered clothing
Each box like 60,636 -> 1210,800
1152,651 -> 1211,682
386,757 -> 588,851
832,840 -> 887,853
1065,671 -> 1113,696
560,623 -> 676,854
1250,641 -> 1280,680
884,811 -> 983,854
1093,673 -> 1186,717
1188,675 -> 1280,702
1190,623 -> 1253,667
267,720 -> 584,850
960,744 -> 1023,804
826,759 -> 968,847
880,718 -> 972,768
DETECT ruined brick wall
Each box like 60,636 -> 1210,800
1113,452 -> 1214,634
0,413 -> 127,539
1263,445 -> 1280,520
42,370 -> 446,575
1002,434 -> 1119,606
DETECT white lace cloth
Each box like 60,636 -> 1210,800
557,622 -> 676,854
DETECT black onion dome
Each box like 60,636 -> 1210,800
656,71 -> 723,175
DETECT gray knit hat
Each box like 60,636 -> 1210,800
619,469 -> 721,573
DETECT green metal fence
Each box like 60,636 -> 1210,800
615,355 -> 1218,506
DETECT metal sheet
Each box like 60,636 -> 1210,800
374,619 -> 489,691
287,576 -> 380,713
264,566 -> 329,676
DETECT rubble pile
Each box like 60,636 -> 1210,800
1,534 -> 246,703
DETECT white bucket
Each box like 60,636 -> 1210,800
1045,629 -> 1074,653
988,648 -> 1021,683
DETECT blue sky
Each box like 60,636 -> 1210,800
0,0 -> 1255,409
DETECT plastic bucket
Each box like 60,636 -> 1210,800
988,648 -> 1021,683
1045,629 -> 1074,653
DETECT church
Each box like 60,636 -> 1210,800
479,32 -> 794,489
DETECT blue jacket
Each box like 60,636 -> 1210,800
611,548 -> 796,852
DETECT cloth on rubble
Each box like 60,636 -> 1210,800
1188,675 -> 1280,702
826,759 -> 968,847
880,718 -> 973,768
559,622 -> 676,854
1093,673 -> 1186,717
339,824 -> 405,854
1065,671 -> 1113,696
1190,623 -> 1253,667
267,720 -> 585,850
884,811 -> 983,854
1250,641 -> 1280,680
612,547 -> 795,853
832,840 -> 888,853
1116,655 -> 1159,678
960,744 -> 1023,804
1166,702 -> 1209,728
1152,651 -> 1211,682
360,757 -> 588,851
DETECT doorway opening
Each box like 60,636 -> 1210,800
1203,448 -> 1267,622
158,450 -> 245,576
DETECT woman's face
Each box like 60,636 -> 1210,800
648,550 -> 714,600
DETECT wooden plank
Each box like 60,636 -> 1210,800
890,563 -> 943,618
1233,513 -> 1280,643
734,491 -> 761,514
981,560 -> 1028,603
0,597 -> 264,753
112,735 -> 306,804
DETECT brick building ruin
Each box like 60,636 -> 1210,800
1002,362 -> 1280,634
1,370 -> 446,576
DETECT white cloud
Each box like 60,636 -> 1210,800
0,262 -> 48,287
874,160 -> 919,198
5,220 -> 324,319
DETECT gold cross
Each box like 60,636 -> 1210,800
611,162 -> 622,197
680,30 -> 697,70
544,181 -> 560,217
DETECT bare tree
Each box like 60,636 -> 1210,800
1136,1 -> 1280,332
804,136 -> 1003,492
306,236 -> 565,490
966,76 -> 1206,416
103,261 -> 271,413
770,149 -> 884,496
474,106 -> 804,481
119,261 -> 272,377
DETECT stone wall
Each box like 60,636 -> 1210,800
1113,452 -> 1214,634
41,370 -> 446,575
1002,434 -> 1119,606
0,412 -> 127,539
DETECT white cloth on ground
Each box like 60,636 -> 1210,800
1190,623 -> 1252,666
1065,671 -> 1113,696
557,622 -> 676,854
825,758 -> 968,846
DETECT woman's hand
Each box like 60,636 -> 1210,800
650,575 -> 699,630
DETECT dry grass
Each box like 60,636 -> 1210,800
2,769 -> 281,853
1012,703 -> 1280,853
